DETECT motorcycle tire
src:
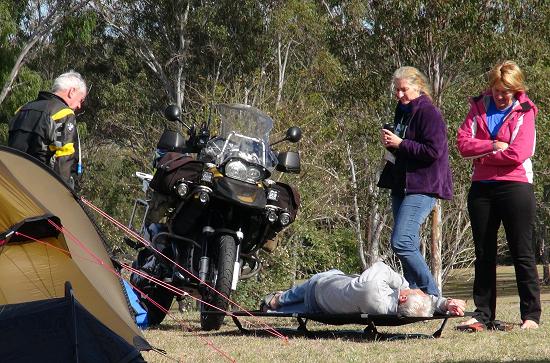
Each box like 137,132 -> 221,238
142,285 -> 174,326
200,234 -> 236,331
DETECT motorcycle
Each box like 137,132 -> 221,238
128,103 -> 301,330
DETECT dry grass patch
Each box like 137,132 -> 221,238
142,266 -> 550,362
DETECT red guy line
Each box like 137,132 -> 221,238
80,196 -> 289,342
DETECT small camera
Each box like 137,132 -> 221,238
383,123 -> 394,132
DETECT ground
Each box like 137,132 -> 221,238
141,265 -> 550,363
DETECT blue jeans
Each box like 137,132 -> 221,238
275,269 -> 343,313
391,194 -> 439,296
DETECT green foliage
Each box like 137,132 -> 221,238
2,0 -> 550,304
0,67 -> 43,121
0,0 -> 25,76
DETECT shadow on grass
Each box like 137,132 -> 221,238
444,266 -> 550,300
200,326 -> 441,342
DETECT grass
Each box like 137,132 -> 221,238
141,266 -> 550,362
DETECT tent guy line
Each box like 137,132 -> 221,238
80,196 -> 290,342
38,221 -> 238,363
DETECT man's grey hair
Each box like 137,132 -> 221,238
52,70 -> 87,94
397,293 -> 435,317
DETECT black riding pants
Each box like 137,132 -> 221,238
468,181 -> 541,324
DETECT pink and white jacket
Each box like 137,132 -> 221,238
457,91 -> 537,183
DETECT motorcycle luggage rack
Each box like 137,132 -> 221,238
152,232 -> 201,249
128,198 -> 150,235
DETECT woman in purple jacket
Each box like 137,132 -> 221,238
378,66 -> 453,297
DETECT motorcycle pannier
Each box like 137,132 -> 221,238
268,182 -> 300,221
149,152 -> 204,194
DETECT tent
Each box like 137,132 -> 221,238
0,283 -> 146,362
0,146 -> 151,360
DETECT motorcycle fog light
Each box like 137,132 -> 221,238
175,182 -> 188,197
267,189 -> 279,201
198,191 -> 210,204
267,210 -> 278,223
201,171 -> 213,183
279,212 -> 291,226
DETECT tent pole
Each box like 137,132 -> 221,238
65,281 -> 80,363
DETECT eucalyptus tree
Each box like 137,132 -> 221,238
91,0 -> 273,113
0,0 -> 89,107
322,0 -> 550,273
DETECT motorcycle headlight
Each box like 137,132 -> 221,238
247,167 -> 261,181
225,160 -> 263,184
225,160 -> 247,180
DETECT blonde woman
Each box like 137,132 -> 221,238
457,60 -> 541,331
378,66 -> 453,296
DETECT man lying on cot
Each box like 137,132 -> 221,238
260,261 -> 466,317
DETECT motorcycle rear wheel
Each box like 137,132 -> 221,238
200,234 -> 236,330
142,285 -> 174,326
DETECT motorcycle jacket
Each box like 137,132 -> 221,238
8,91 -> 80,187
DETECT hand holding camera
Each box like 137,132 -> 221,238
381,123 -> 402,150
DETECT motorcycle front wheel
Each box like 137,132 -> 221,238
200,234 -> 236,330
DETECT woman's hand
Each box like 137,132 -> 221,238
381,129 -> 403,149
494,141 -> 509,151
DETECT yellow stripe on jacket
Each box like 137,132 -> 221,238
51,108 -> 75,121
49,143 -> 75,157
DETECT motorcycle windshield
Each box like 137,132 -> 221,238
202,104 -> 277,170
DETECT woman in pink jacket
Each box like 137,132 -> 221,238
457,60 -> 541,331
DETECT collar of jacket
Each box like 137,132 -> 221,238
470,90 -> 538,118
408,93 -> 432,113
395,93 -> 433,118
37,91 -> 70,108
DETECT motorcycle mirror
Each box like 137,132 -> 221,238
164,105 -> 192,131
164,105 -> 180,121
285,127 -> 302,143
270,126 -> 302,146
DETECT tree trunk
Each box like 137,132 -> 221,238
346,141 -> 366,269
276,37 -> 292,110
430,200 -> 443,294
366,157 -> 386,267
541,226 -> 550,285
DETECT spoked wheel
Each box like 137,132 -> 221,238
200,234 -> 236,331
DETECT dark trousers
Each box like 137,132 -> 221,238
468,181 -> 541,324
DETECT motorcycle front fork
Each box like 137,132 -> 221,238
198,226 -> 214,282
198,226 -> 242,291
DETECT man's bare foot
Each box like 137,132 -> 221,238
520,320 -> 539,330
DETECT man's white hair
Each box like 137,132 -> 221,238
52,70 -> 87,94
397,293 -> 435,317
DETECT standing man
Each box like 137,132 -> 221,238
8,71 -> 87,189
